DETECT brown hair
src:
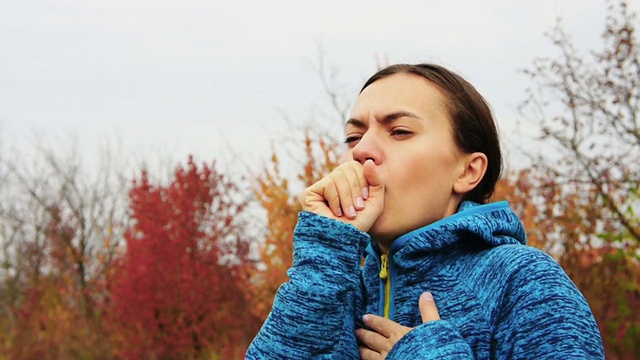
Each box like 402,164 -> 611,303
361,63 -> 502,203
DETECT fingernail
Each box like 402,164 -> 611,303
362,314 -> 370,322
421,292 -> 434,302
362,187 -> 369,199
348,206 -> 356,217
355,197 -> 365,209
337,207 -> 343,216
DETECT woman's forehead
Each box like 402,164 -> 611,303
348,74 -> 449,122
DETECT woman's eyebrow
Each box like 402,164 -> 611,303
345,111 -> 421,129
345,118 -> 366,129
379,111 -> 421,125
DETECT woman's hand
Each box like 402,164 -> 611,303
299,159 -> 384,232
356,292 -> 440,359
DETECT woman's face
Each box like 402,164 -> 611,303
344,72 -> 468,245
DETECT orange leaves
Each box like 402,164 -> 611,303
249,128 -> 342,321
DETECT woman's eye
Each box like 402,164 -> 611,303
391,129 -> 412,138
344,135 -> 362,145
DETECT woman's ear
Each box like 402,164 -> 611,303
453,152 -> 488,194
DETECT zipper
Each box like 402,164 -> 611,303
379,254 -> 391,318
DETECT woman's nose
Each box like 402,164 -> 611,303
351,133 -> 381,165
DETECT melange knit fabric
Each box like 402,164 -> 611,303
246,201 -> 605,359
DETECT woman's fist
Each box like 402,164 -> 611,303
299,159 -> 384,232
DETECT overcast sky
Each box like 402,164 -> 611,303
0,0 -> 632,177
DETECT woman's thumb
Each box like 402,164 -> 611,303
363,159 -> 384,193
419,292 -> 441,323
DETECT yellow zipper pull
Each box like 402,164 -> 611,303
379,254 -> 388,280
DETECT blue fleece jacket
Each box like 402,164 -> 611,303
247,201 -> 604,359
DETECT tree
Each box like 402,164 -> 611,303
0,140 -> 126,358
520,0 -> 639,250
518,1 -> 640,357
108,156 -> 261,359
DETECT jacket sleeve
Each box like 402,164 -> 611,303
491,249 -> 605,359
246,212 -> 369,360
387,320 -> 474,358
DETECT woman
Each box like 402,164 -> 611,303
247,64 -> 604,359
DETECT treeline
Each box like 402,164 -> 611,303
0,147 -> 261,359
1,1 -> 639,358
